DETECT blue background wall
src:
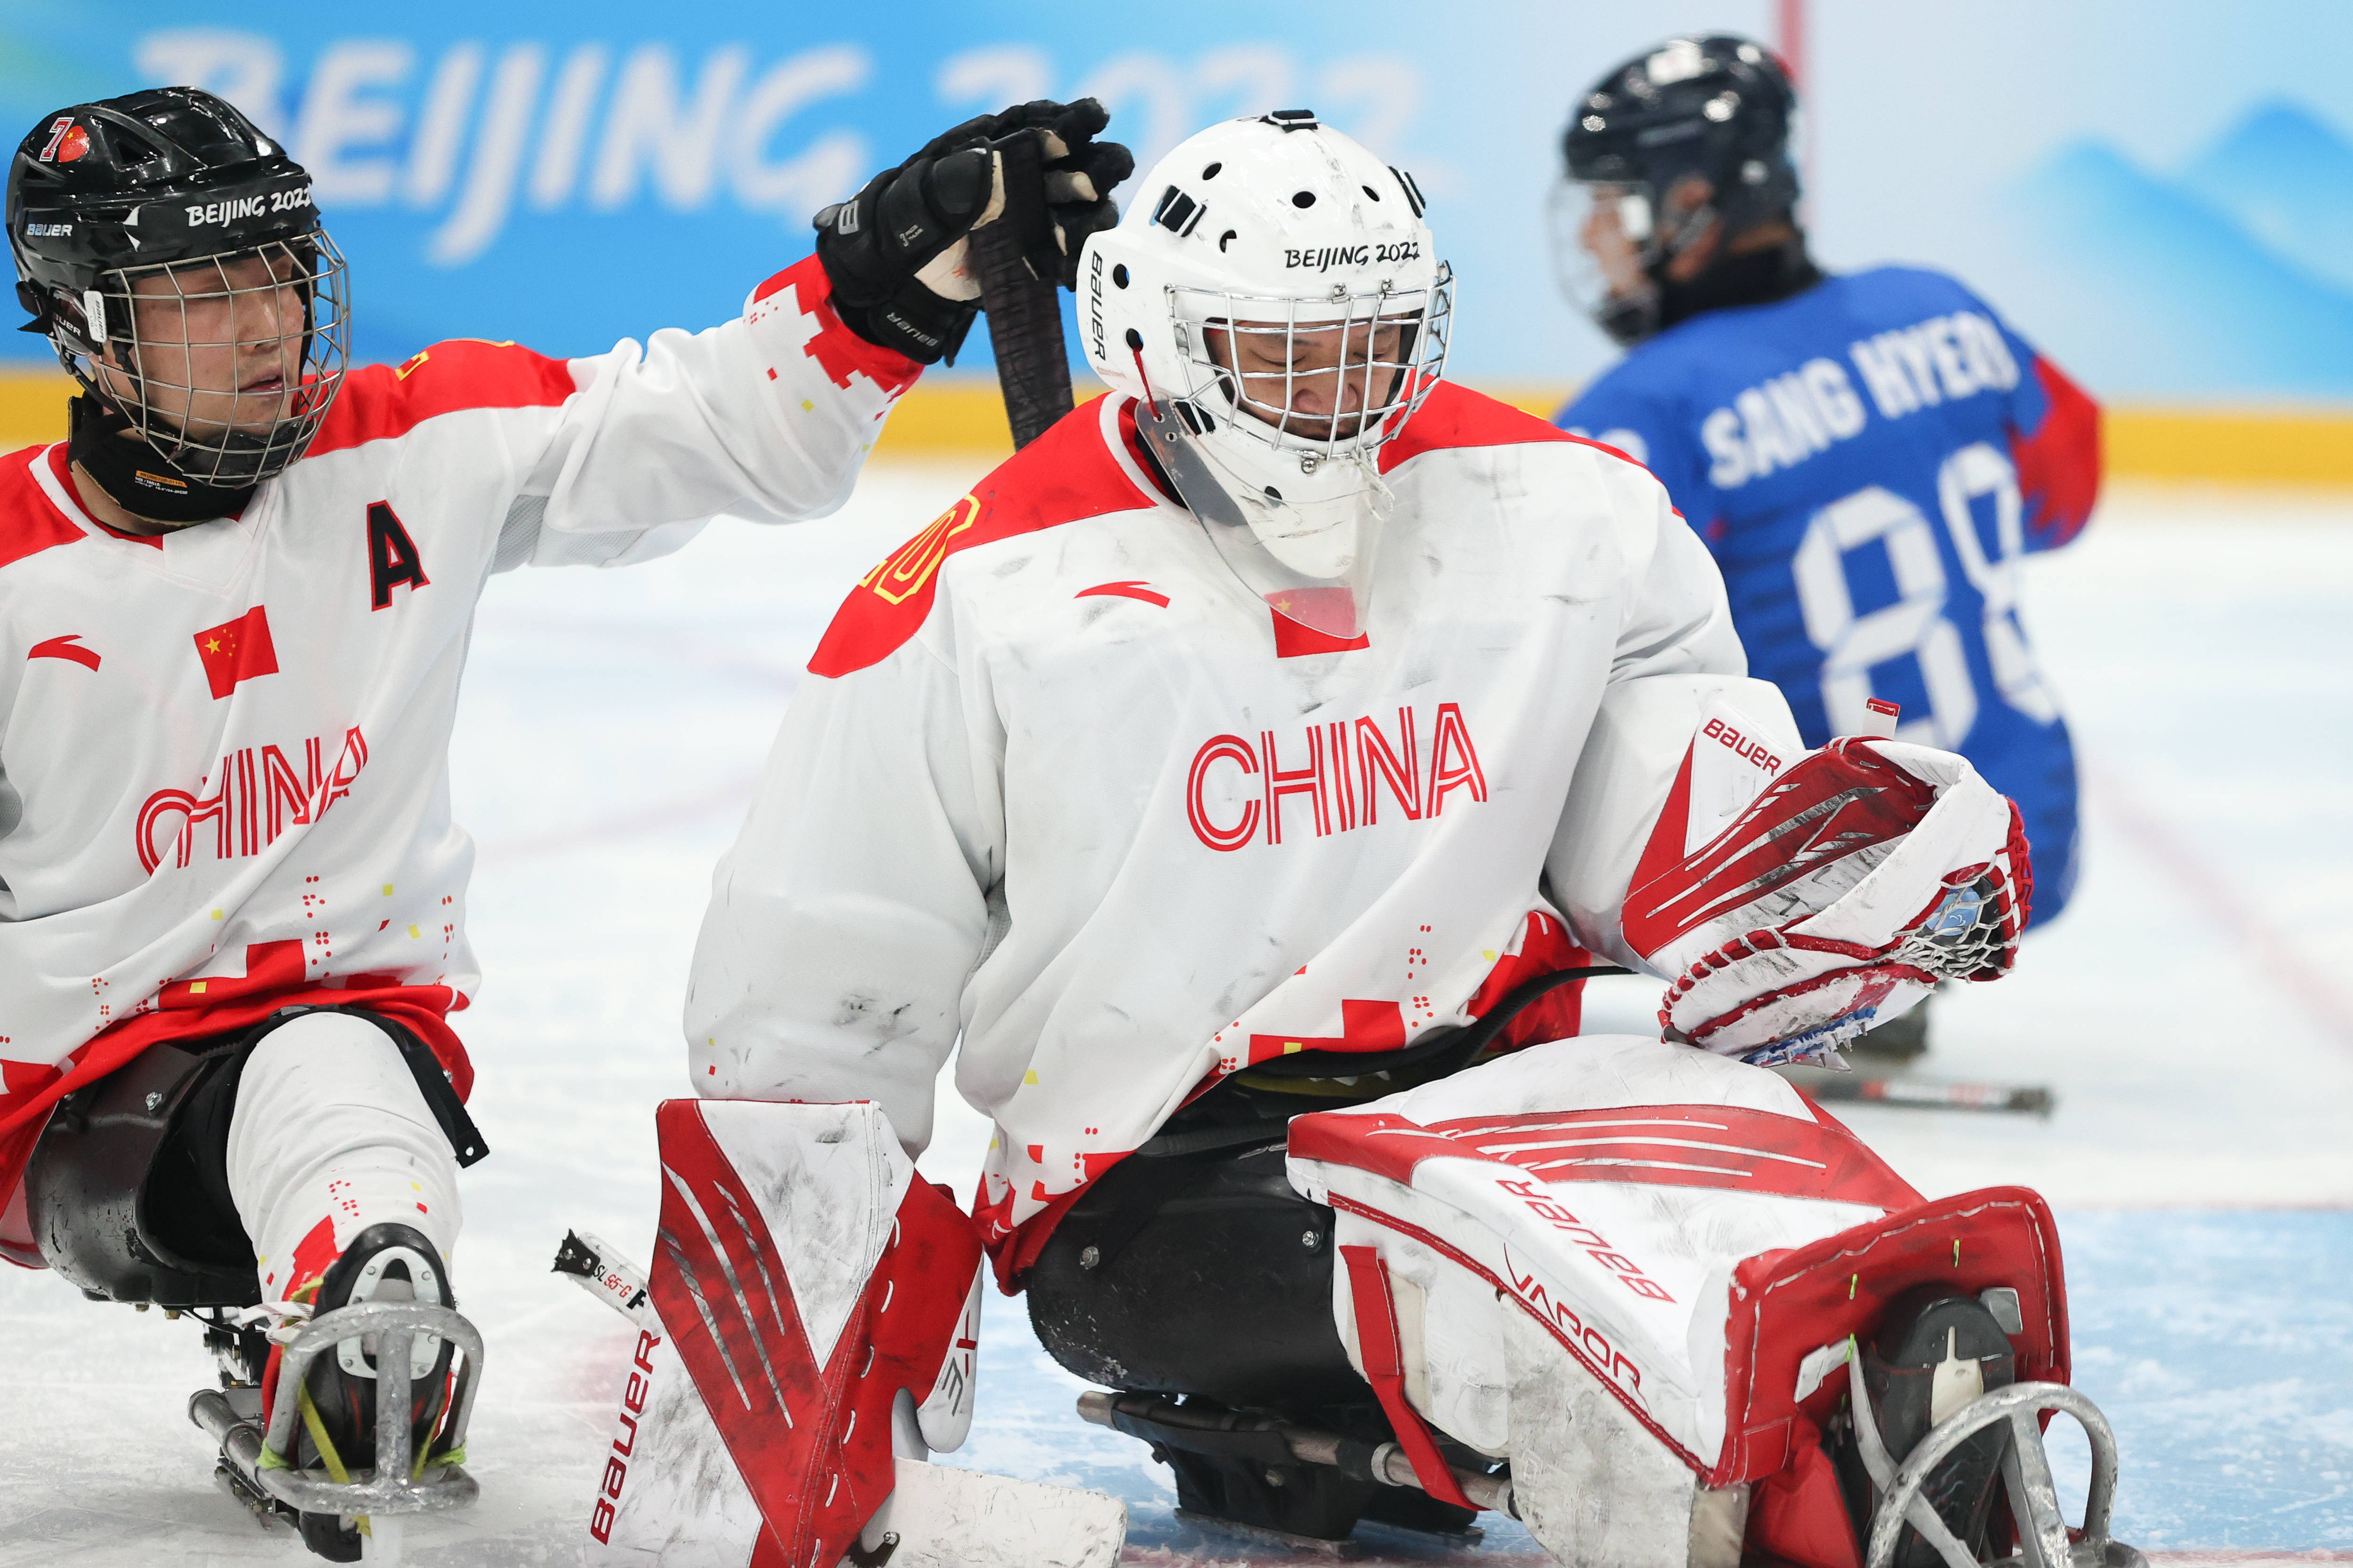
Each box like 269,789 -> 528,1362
5,0 -> 2350,401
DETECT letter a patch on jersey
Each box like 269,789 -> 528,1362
193,607 -> 279,699
367,501 -> 430,609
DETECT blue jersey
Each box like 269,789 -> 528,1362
1560,265 -> 2100,923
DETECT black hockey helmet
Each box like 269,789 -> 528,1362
8,87 -> 348,499
1553,35 -> 1801,344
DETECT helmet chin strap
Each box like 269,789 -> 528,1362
1595,284 -> 1662,348
1655,234 -> 1821,333
1604,229 -> 1819,346
66,394 -> 257,527
1129,342 -> 1165,420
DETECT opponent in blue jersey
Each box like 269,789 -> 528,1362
1552,35 -> 2101,1061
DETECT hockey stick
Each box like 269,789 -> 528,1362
551,1229 -> 653,1324
973,131 -> 1073,450
1797,1074 -> 2056,1117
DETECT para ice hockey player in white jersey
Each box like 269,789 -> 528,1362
592,114 -> 2141,1568
0,85 -> 1130,1557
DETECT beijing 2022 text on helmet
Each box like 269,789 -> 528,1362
8,87 -> 349,518
1080,111 -> 1451,640
1553,35 -> 1800,346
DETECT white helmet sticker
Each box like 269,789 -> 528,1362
1647,39 -> 1708,86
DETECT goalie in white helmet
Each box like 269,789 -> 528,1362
1081,105 -> 1449,640
612,112 -> 2137,1568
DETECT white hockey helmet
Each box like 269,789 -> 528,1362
1080,110 -> 1452,639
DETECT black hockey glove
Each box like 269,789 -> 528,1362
815,98 -> 1133,365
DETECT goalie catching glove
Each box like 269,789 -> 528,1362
816,98 -> 1133,365
1624,736 -> 2033,1067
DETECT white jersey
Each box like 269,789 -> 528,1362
685,385 -> 1799,1273
0,256 -> 914,1251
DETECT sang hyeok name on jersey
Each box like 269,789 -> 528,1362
1559,265 -> 2100,922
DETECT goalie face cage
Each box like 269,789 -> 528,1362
1164,265 -> 1453,467
62,232 -> 350,489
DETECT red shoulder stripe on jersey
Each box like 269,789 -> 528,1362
304,339 -> 581,459
0,446 -> 88,571
2011,355 -> 2100,549
1378,380 -> 1582,473
808,396 -> 1153,677
750,254 -> 922,397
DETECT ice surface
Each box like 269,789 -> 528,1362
2,470 -> 2348,1563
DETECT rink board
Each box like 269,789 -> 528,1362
0,471 -> 2348,1564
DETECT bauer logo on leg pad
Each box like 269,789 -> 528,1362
585,1100 -> 986,1568
586,1326 -> 670,1548
1289,1037 -> 1933,1473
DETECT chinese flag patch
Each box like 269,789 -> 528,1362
193,606 -> 279,699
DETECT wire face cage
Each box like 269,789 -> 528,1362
65,231 -> 351,489
1165,263 -> 1453,462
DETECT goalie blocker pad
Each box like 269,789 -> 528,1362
1287,1036 -> 2069,1568
584,1099 -> 985,1568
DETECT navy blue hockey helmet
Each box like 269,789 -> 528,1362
1553,35 -> 1801,344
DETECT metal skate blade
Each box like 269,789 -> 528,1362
361,1512 -> 405,1563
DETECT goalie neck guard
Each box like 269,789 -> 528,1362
1080,111 -> 1451,641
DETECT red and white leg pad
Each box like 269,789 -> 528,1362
1287,1035 -> 2070,1568
584,1099 -> 1125,1568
